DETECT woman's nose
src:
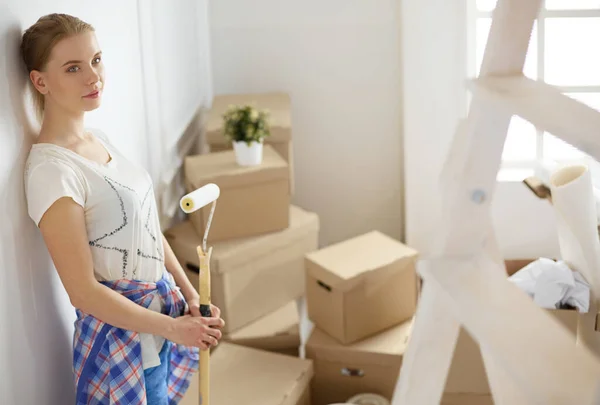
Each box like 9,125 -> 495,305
87,68 -> 101,85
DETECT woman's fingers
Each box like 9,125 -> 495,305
205,316 -> 225,329
210,304 -> 221,318
198,336 -> 217,347
197,340 -> 209,350
206,326 -> 222,340
189,305 -> 201,317
205,336 -> 218,347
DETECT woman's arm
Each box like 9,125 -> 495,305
38,197 -> 222,348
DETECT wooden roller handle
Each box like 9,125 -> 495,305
197,246 -> 212,405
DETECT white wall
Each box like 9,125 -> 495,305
401,0 -> 561,259
0,1 -> 210,403
209,0 -> 404,247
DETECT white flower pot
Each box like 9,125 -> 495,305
232,140 -> 263,166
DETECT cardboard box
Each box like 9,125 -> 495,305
305,231 -> 418,344
183,145 -> 290,242
443,259 -> 588,399
223,300 -> 301,357
444,318 -> 577,398
164,205 -> 319,333
305,319 -> 413,405
211,342 -> 313,405
205,92 -> 294,193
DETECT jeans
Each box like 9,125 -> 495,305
144,340 -> 171,405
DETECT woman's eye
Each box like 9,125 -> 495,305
67,66 -> 79,73
93,57 -> 102,64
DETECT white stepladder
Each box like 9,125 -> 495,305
390,0 -> 600,404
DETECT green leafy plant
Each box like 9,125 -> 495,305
222,104 -> 271,145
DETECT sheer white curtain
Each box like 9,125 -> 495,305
137,0 -> 213,225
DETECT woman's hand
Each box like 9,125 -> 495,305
181,294 -> 225,350
186,297 -> 224,328
164,314 -> 224,350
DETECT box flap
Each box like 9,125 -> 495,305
211,205 -> 319,273
184,145 -> 288,190
305,231 -> 418,291
212,342 -> 313,405
207,92 -> 291,144
504,259 -> 536,276
225,300 -> 299,340
305,318 -> 413,367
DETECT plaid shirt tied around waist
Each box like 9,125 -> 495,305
72,271 -> 199,405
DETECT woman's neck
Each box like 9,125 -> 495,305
38,103 -> 87,145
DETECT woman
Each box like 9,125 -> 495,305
21,13 -> 224,404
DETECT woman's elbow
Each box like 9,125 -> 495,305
68,282 -> 97,311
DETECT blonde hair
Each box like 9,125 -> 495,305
20,13 -> 95,123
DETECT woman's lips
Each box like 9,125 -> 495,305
84,90 -> 100,99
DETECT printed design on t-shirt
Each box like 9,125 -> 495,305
88,174 -> 164,279
88,176 -> 130,278
137,184 -> 164,266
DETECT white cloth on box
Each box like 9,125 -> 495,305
508,257 -> 590,312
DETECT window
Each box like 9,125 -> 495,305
468,1 -> 600,184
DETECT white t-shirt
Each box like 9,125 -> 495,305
24,128 -> 173,369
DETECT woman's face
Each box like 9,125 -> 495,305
31,31 -> 104,114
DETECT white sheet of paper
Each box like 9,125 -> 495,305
550,165 -> 600,298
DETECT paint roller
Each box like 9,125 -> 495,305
179,183 -> 220,405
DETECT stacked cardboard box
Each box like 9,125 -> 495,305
166,91 -> 320,363
183,145 -> 291,242
181,342 -> 313,405
305,320 -> 412,405
303,230 -> 419,405
165,205 -> 318,333
221,300 -> 301,357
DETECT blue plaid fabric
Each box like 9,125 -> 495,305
72,271 -> 199,405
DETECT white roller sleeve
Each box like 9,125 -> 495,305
180,183 -> 220,213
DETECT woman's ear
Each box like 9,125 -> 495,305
29,70 -> 48,95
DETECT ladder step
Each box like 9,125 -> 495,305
469,76 -> 600,163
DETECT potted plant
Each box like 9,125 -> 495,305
222,104 -> 271,166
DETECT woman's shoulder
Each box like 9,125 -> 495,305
25,145 -> 84,187
26,142 -> 71,168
